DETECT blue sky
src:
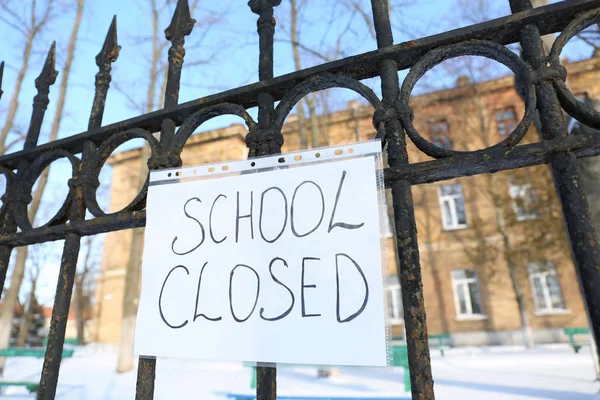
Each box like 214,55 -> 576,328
0,0 -> 596,304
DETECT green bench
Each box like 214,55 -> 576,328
0,381 -> 39,393
222,394 -> 410,400
248,347 -> 410,394
0,347 -> 74,394
564,327 -> 589,353
43,337 -> 80,346
0,348 -> 74,358
393,333 -> 450,357
391,345 -> 410,392
430,334 -> 450,356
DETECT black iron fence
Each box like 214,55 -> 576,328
1,0 -> 600,399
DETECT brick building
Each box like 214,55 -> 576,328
92,54 -> 600,346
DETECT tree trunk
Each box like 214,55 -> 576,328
489,175 -> 534,348
0,32 -> 34,154
116,145 -> 151,373
16,279 -> 36,347
0,0 -> 84,375
306,95 -> 320,148
290,0 -> 309,148
0,248 -> 28,374
74,277 -> 86,345
116,0 -> 162,373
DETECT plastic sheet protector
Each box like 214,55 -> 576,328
134,140 -> 391,367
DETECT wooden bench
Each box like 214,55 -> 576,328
0,347 -> 74,393
564,327 -> 589,353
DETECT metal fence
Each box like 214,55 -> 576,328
0,0 -> 599,399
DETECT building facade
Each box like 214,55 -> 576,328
92,54 -> 600,346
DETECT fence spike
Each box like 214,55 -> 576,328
0,61 -> 4,101
96,15 -> 120,69
25,42 -> 58,150
165,0 -> 195,41
89,16 -> 120,130
35,41 -> 58,96
162,0 -> 195,110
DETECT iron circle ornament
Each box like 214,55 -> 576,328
399,40 -> 536,158
272,73 -> 382,133
12,150 -> 81,231
549,8 -> 600,130
83,128 -> 160,218
172,103 -> 257,154
0,166 -> 17,231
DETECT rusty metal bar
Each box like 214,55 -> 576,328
247,1 -> 282,399
0,0 -> 598,169
0,132 -> 598,248
136,358 -> 156,399
510,0 -> 600,370
133,1 -> 195,398
370,1 -> 434,399
38,20 -> 120,399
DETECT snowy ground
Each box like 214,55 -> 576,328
0,343 -> 598,399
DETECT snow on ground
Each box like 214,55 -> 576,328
0,343 -> 598,399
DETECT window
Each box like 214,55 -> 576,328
385,277 -> 403,324
528,261 -> 566,313
495,108 -> 518,136
438,184 -> 467,230
451,269 -> 484,318
429,120 -> 452,149
509,179 -> 538,221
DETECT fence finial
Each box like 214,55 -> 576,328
25,42 -> 58,149
163,0 -> 196,110
35,42 -> 58,100
96,15 -> 120,68
165,0 -> 195,41
89,16 -> 120,130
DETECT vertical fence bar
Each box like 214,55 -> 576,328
134,1 -> 194,398
38,20 -> 120,399
370,1 -> 434,399
509,0 -> 600,366
247,1 -> 282,399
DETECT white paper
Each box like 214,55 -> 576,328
134,152 -> 387,367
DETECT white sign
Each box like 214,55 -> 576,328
134,142 -> 387,367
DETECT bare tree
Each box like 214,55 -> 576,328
0,0 -> 57,155
0,0 -> 84,375
73,236 -> 99,344
15,245 -> 44,348
116,0 -> 222,373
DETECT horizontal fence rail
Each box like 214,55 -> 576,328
0,0 -> 599,399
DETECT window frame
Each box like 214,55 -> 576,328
438,184 -> 468,231
451,268 -> 486,320
429,119 -> 452,150
385,280 -> 403,324
495,107 -> 518,136
527,261 -> 568,315
509,180 -> 538,221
